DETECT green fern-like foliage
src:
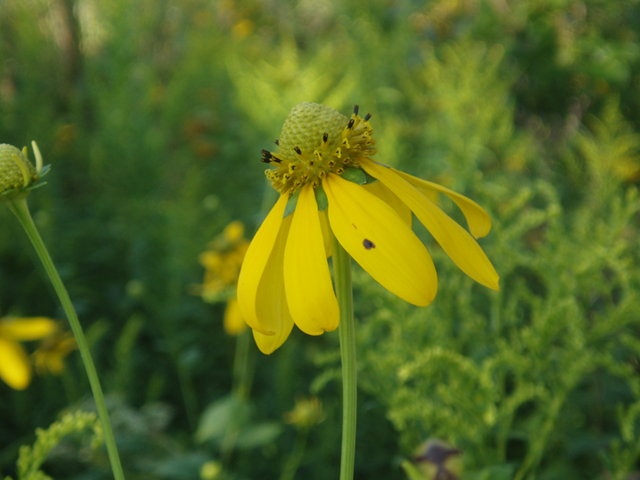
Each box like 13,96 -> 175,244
355,79 -> 640,478
4,411 -> 103,480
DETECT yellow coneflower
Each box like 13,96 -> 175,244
0,315 -> 57,390
238,102 -> 499,354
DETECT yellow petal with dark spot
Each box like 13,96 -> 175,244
363,180 -> 412,227
0,338 -> 31,390
237,194 -> 288,335
361,160 -> 500,291
324,174 -> 437,306
392,168 -> 492,238
252,216 -> 295,354
0,317 -> 57,341
284,184 -> 339,335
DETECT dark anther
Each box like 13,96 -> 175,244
347,119 -> 355,129
261,149 -> 281,163
364,113 -> 371,121
275,139 -> 279,145
322,132 -> 328,143
354,105 -> 359,115
261,149 -> 273,163
294,146 -> 302,155
363,239 -> 375,250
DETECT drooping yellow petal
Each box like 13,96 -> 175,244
361,160 -> 500,291
252,216 -> 295,354
324,173 -> 437,306
237,194 -> 288,335
319,210 -> 332,258
363,180 -> 412,227
0,337 -> 31,390
0,317 -> 57,341
284,184 -> 339,335
223,297 -> 248,336
392,167 -> 492,238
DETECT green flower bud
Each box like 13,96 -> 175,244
0,142 -> 47,201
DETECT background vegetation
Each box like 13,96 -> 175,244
2,0 -> 640,479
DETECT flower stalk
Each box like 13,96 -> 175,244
332,233 -> 357,480
6,197 -> 125,480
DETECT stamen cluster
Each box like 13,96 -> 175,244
261,102 -> 377,195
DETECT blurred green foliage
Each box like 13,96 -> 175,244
2,0 -> 640,479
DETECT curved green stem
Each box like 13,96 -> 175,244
7,197 -> 125,480
331,234 -> 357,480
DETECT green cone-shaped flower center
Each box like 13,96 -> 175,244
0,144 -> 37,194
261,102 -> 377,195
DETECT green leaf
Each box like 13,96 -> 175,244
234,422 -> 283,449
153,453 -> 209,480
315,184 -> 328,211
195,395 -> 252,443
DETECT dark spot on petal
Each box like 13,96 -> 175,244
352,223 -> 357,229
363,239 -> 375,250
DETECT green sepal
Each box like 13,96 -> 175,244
283,188 -> 300,218
363,170 -> 378,184
315,184 -> 328,211
340,167 -> 367,185
0,164 -> 51,200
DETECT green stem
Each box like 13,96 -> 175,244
279,429 -> 308,480
331,235 -> 357,480
221,328 -> 255,465
232,328 -> 254,401
7,197 -> 125,480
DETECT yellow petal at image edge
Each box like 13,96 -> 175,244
392,167 -> 492,239
0,338 -> 31,390
361,160 -> 500,291
324,174 -> 437,306
0,317 -> 57,341
237,194 -> 288,335
284,184 -> 339,335
252,216 -> 295,354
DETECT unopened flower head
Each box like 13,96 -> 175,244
238,103 -> 500,354
0,142 -> 45,200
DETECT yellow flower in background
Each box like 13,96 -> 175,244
33,330 -> 77,376
0,315 -> 57,390
223,296 -> 246,336
199,221 -> 250,300
238,102 -> 499,354
198,221 -> 250,335
284,396 -> 326,430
